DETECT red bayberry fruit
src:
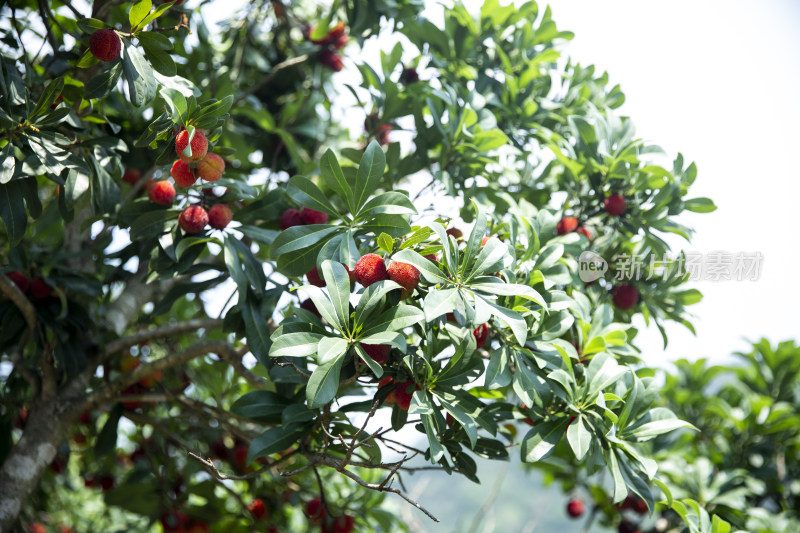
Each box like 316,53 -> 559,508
247,499 -> 267,520
446,228 -> 463,240
481,235 -> 496,246
306,266 -> 325,287
473,324 -> 489,349
576,226 -> 593,240
300,207 -> 328,225
98,474 -> 115,492
139,370 -> 162,388
80,411 -> 91,425
354,254 -> 388,287
30,278 -> 53,299
49,94 -> 64,110
232,445 -> 249,472
89,29 -> 121,61
319,49 -> 343,71
423,254 -> 438,262
566,498 -> 585,518
393,381 -> 418,411
178,205 -> 209,234
611,284 -> 639,310
30,523 -> 46,533
304,498 -> 326,524
208,204 -> 233,229
122,168 -> 142,185
279,208 -> 303,230
360,344 -> 391,365
196,152 -> 225,182
160,510 -> 190,532
556,216 -> 578,235
175,129 -> 209,163
401,67 -> 420,84
148,180 -> 175,205
376,124 -> 392,146
322,514 -> 356,533
300,299 -> 321,318
387,261 -> 420,296
604,194 -> 626,216
4,271 -> 30,294
618,521 -> 641,533
170,160 -> 196,188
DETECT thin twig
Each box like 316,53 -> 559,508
104,318 -> 224,359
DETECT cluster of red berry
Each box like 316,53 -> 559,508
304,497 -> 356,533
306,21 -> 348,72
1,271 -> 54,300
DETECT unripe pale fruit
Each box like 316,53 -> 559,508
30,277 -> 53,299
304,498 -> 326,524
576,226 -> 593,240
556,216 -> 578,235
170,160 -> 196,187
175,129 -> 209,163
301,207 -> 328,225
248,499 -> 267,520
179,205 -> 209,234
306,266 -> 325,287
208,204 -> 233,229
196,152 -> 225,182
612,284 -> 639,310
604,194 -> 627,216
387,261 -> 420,295
89,29 -> 121,62
354,253 -> 388,287
566,498 -> 585,518
148,181 -> 176,205
279,208 -> 303,230
122,168 -> 142,185
361,344 -> 390,365
473,323 -> 489,349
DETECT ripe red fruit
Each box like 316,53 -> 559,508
279,208 -> 303,230
178,205 -> 209,234
576,226 -> 593,240
473,324 -> 489,349
232,445 -> 249,472
361,344 -> 390,365
306,266 -> 325,287
319,49 -> 343,72
300,299 -> 321,318
196,153 -> 225,182
401,67 -> 420,84
120,354 -> 140,373
300,207 -> 328,225
556,216 -> 578,235
393,380 -> 418,411
304,498 -> 326,524
387,261 -> 420,295
98,474 -> 115,492
322,514 -> 356,533
170,160 -> 196,188
30,523 -> 46,533
376,124 -> 392,146
247,499 -> 267,520
160,510 -> 190,532
122,168 -> 142,185
49,94 -> 64,110
622,495 -> 648,515
423,254 -> 438,262
446,227 -> 463,240
208,204 -> 233,229
480,236 -> 495,246
566,498 -> 585,518
311,21 -> 348,49
354,254 -> 388,287
30,278 -> 53,299
604,194 -> 627,216
80,411 -> 91,425
139,370 -> 162,388
4,271 -> 30,294
617,521 -> 641,533
612,285 -> 639,310
89,29 -> 121,62
148,180 -> 175,205
175,129 -> 209,163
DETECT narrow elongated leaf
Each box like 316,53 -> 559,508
270,332 -> 323,357
306,355 -> 345,407
354,279 -> 404,327
521,419 -> 567,462
566,415 -> 591,460
317,336 -> 348,365
242,296 -> 272,366
353,141 -> 386,211
391,249 -> 451,284
361,304 -> 425,338
287,176 -> 339,217
319,148 -> 354,213
129,0 -> 152,29
356,191 -> 416,219
121,39 -> 157,106
231,391 -> 290,421
296,285 -> 343,332
320,260 -> 351,332
271,224 -> 340,256
248,424 -> 307,463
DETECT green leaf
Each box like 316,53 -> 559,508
136,31 -> 174,50
354,141 -> 386,211
466,236 -> 508,279
684,197 -> 717,213
270,331 -> 323,357
377,232 -> 394,254
320,148 -> 354,213
353,343 -> 384,378
0,180 -> 29,245
287,176 -> 339,217
95,404 -> 123,457
271,224 -> 340,257
472,129 -> 509,152
360,214 -> 411,238
121,38 -> 157,106
521,419 -> 567,462
566,415 -> 591,460
231,391 -> 290,421
390,249 -> 451,284
77,18 -> 107,33
143,47 -> 176,77
242,296 -> 272,367
361,304 -> 425,338
320,260 -> 352,333
161,87 -> 187,124
129,0 -> 152,30
0,144 -> 15,184
248,424 -> 307,463
137,0 -> 176,30
356,191 -> 417,219
76,49 -> 100,68
29,77 -> 64,120
354,279 -> 404,328
306,355 -> 345,407
129,209 -> 177,241
421,413 -> 445,462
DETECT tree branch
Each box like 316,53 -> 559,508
103,318 -> 224,360
0,272 -> 37,332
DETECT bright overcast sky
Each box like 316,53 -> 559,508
202,0 -> 800,367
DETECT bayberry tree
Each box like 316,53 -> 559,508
0,0 -> 753,532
